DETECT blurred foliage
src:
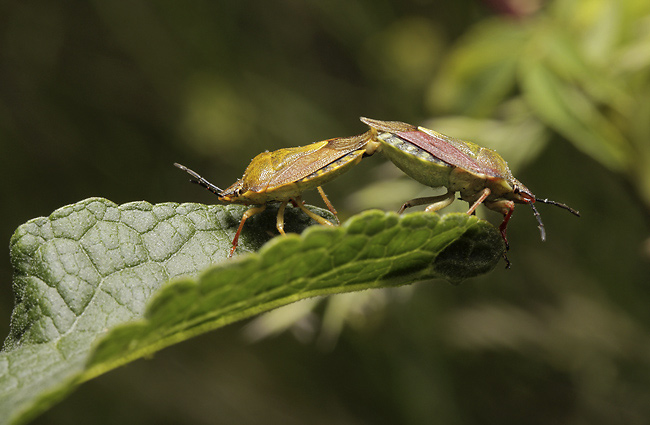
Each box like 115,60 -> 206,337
429,0 -> 650,211
1,0 -> 649,424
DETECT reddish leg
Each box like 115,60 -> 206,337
229,205 -> 266,257
498,208 -> 514,269
485,198 -> 515,269
483,199 -> 515,251
498,205 -> 514,250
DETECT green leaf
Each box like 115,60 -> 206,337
1,198 -> 503,424
519,58 -> 630,171
426,19 -> 529,116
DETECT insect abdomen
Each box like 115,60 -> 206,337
378,133 -> 453,188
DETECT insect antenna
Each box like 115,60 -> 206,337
529,197 -> 580,242
174,163 -> 223,196
528,202 -> 546,242
534,197 -> 581,217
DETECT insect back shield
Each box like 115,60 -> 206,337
361,117 -> 580,266
175,130 -> 379,256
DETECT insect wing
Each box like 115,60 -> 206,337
241,142 -> 326,192
361,117 -> 505,178
266,132 -> 371,187
359,117 -> 416,133
395,128 -> 487,177
421,127 -> 514,179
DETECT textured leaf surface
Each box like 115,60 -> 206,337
0,198 -> 503,424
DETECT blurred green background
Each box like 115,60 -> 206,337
2,0 -> 650,423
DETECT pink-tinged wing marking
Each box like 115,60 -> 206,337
395,130 -> 488,176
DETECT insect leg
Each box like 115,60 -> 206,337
293,196 -> 336,227
276,200 -> 289,235
466,188 -> 491,215
316,186 -> 340,225
502,251 -> 511,269
485,199 -> 515,251
398,189 -> 455,214
475,196 -> 514,268
229,205 -> 266,257
499,205 -> 514,251
424,190 -> 456,213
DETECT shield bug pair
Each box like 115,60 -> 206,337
175,131 -> 379,257
361,117 -> 580,265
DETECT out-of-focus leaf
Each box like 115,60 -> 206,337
519,59 -> 629,171
550,0 -> 650,64
629,85 -> 650,208
534,25 -> 631,112
1,198 -> 503,424
424,102 -> 549,172
426,0 -> 649,204
427,19 -> 529,116
361,17 -> 444,87
615,15 -> 650,73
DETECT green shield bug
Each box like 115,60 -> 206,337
361,117 -> 580,265
176,130 -> 379,257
